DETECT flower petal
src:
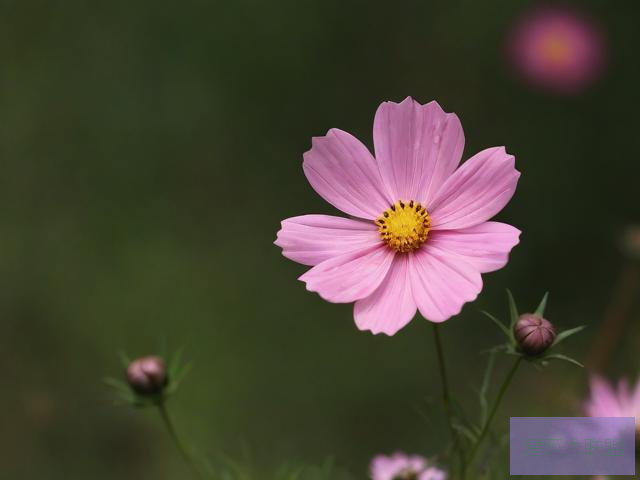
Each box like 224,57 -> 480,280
370,453 -> 427,480
428,222 -> 521,273
409,245 -> 483,322
303,128 -> 392,219
354,255 -> 416,335
373,97 -> 464,204
275,214 -> 380,266
429,147 -> 520,230
419,468 -> 447,480
585,376 -> 622,417
299,245 -> 395,303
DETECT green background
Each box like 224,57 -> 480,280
2,0 -> 639,478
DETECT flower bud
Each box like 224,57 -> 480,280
126,356 -> 168,395
514,313 -> 556,355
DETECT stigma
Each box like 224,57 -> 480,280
375,201 -> 431,253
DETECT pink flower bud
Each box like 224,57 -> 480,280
514,313 -> 556,355
126,356 -> 168,395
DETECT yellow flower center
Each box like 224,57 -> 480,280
376,201 -> 431,253
541,34 -> 571,66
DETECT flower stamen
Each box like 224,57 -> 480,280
376,201 -> 431,253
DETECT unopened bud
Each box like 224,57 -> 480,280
126,356 -> 168,395
514,313 -> 556,355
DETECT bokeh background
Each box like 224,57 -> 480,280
2,0 -> 640,478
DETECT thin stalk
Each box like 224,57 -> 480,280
157,402 -> 208,479
432,324 -> 463,471
465,356 -> 522,477
585,261 -> 639,373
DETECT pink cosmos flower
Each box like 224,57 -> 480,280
584,376 -> 640,434
369,452 -> 446,480
275,98 -> 520,335
508,7 -> 605,94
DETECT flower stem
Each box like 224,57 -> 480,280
157,402 -> 208,479
432,324 -> 462,469
465,356 -> 522,476
585,261 -> 639,372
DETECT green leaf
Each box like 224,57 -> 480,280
481,310 -> 511,339
481,344 -> 510,355
506,289 -> 519,332
117,350 -> 131,369
479,351 -> 496,425
452,421 -> 479,443
530,360 -> 545,371
168,347 -> 184,378
534,292 -> 549,317
103,377 -> 129,393
166,362 -> 192,395
545,353 -> 584,368
219,453 -> 253,480
552,325 -> 587,347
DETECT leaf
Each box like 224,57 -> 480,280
166,362 -> 192,395
103,377 -> 145,406
481,310 -> 511,339
117,350 -> 131,369
479,351 -> 496,425
168,347 -> 184,378
103,377 -> 129,393
545,353 -> 584,368
219,453 -> 252,480
452,421 -> 479,443
506,289 -> 519,332
481,344 -> 510,355
552,325 -> 587,347
534,292 -> 549,317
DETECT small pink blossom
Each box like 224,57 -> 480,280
585,376 -> 640,433
508,7 -> 605,94
275,98 -> 520,335
369,452 -> 446,480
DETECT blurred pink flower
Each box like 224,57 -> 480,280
369,452 -> 446,480
508,7 -> 605,94
275,98 -> 520,335
585,376 -> 640,432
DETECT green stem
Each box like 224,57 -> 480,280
465,356 -> 522,477
157,402 -> 208,479
432,324 -> 463,470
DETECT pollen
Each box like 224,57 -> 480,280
376,200 -> 431,253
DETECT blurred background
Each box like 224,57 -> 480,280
2,0 -> 639,478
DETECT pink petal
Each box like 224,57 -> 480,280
303,128 -> 392,219
299,245 -> 395,303
275,214 -> 380,266
354,255 -> 416,335
428,222 -> 521,273
370,453 -> 427,480
429,147 -> 520,230
585,376 -> 622,417
373,98 -> 464,204
419,468 -> 447,480
409,245 -> 483,322
633,380 -> 640,412
617,378 -> 632,416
